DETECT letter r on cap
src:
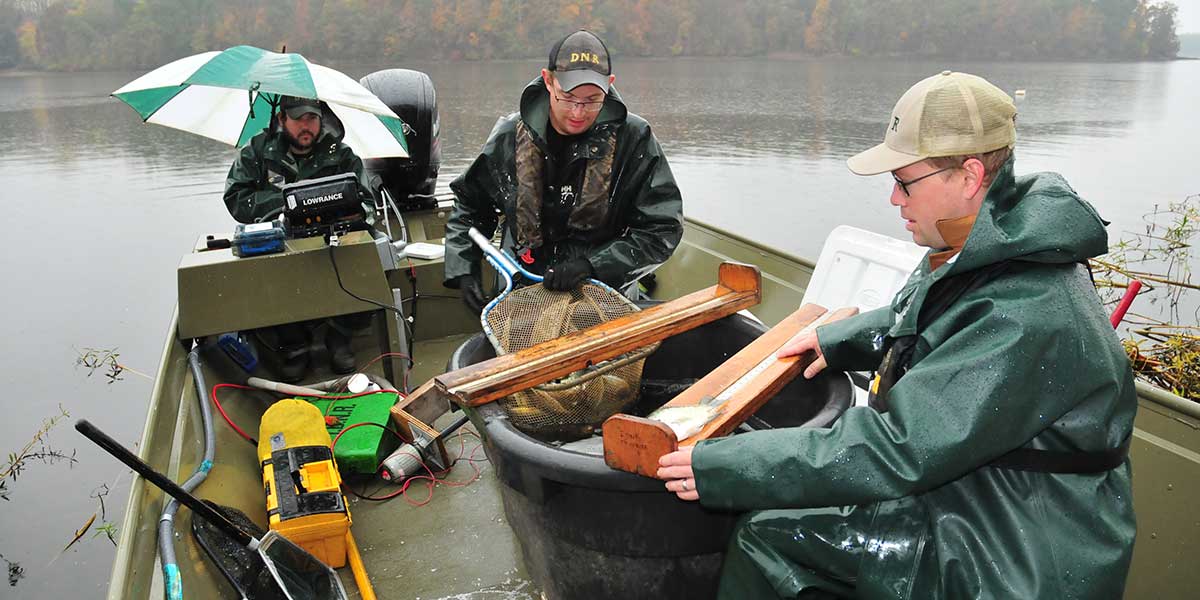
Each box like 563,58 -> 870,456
891,117 -> 900,132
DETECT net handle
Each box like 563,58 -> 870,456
533,341 -> 661,391
468,227 -> 543,282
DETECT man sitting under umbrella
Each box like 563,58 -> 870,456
225,95 -> 375,223
223,95 -> 376,380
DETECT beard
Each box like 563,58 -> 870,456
283,126 -> 318,152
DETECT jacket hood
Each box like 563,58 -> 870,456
518,76 -> 628,142
946,155 -> 1110,274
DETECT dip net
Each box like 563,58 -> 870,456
484,282 -> 659,440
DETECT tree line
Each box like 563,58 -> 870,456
0,0 -> 1182,71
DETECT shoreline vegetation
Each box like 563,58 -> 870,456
1093,196 -> 1200,400
4,53 -> 1195,76
0,0 -> 1183,73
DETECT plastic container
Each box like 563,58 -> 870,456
451,312 -> 852,600
800,225 -> 925,313
216,331 -> 258,372
800,225 -> 925,406
232,221 -> 286,257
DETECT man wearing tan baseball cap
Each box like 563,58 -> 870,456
848,70 -> 1018,265
659,71 -> 1137,598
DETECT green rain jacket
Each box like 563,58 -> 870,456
693,159 -> 1136,599
444,78 -> 683,291
223,128 -> 374,224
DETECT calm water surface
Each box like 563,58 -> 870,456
0,58 -> 1197,597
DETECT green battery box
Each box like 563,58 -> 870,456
303,392 -> 400,477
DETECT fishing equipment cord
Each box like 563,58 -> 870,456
333,422 -> 486,506
327,244 -> 417,370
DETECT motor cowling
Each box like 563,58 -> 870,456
360,68 -> 441,210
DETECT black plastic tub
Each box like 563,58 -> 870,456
450,312 -> 852,600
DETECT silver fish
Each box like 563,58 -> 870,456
648,405 -> 720,440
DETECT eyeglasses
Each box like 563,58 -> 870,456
553,93 -> 605,113
892,166 -> 959,197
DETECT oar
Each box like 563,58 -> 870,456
75,419 -> 349,600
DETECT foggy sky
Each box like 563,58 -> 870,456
1179,0 -> 1199,33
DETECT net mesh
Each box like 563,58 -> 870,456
486,282 -> 658,440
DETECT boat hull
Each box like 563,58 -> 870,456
106,213 -> 1200,599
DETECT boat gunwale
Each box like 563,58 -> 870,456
1135,380 -> 1200,419
108,308 -> 186,600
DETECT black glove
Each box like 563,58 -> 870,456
544,258 -> 593,291
452,274 -> 489,314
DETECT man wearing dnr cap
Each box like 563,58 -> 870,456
443,30 -> 683,311
223,95 -> 377,379
657,72 -> 1136,598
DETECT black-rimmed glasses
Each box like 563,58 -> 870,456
893,166 -> 958,197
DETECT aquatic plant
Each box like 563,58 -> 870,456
90,483 -> 118,547
1091,195 -> 1200,399
93,522 -> 118,547
0,406 -> 75,501
1,553 -> 23,587
74,347 -> 152,384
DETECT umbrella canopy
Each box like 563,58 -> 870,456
112,45 -> 408,159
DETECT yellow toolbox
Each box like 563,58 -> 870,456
258,399 -> 352,568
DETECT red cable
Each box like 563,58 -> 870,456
334,422 -> 486,505
353,352 -> 413,391
210,383 -> 259,444
211,384 -> 404,440
210,387 -> 485,506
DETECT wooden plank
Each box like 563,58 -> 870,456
392,379 -> 449,428
388,406 -> 451,467
437,262 -> 762,407
680,306 -> 859,443
602,415 -> 677,478
602,304 -> 860,475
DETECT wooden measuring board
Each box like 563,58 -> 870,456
394,262 -> 762,417
602,303 -> 860,476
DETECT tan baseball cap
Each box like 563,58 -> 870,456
847,71 -> 1017,176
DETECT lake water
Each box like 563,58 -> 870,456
0,57 -> 1197,598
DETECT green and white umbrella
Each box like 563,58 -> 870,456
112,45 -> 408,159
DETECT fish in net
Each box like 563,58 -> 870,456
468,228 -> 659,440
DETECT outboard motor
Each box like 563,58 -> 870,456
359,69 -> 441,211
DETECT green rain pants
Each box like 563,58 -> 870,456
717,500 -> 933,599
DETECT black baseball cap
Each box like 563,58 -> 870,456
547,30 -> 612,92
280,95 -> 322,119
